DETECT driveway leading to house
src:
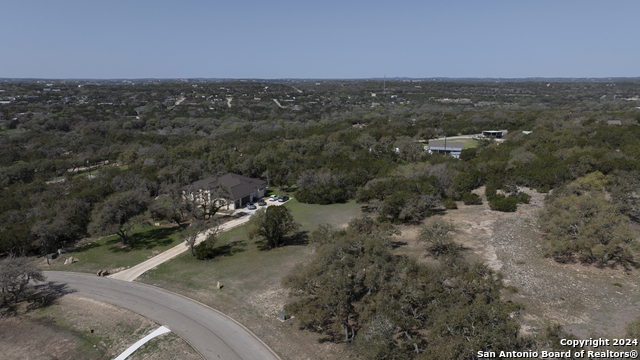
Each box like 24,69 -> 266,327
44,272 -> 280,360
109,200 -> 287,282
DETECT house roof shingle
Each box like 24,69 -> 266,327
189,173 -> 267,200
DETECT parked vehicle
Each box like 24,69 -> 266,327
257,199 -> 266,206
269,195 -> 278,201
247,203 -> 257,210
278,196 -> 289,202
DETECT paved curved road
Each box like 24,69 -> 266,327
44,272 -> 280,360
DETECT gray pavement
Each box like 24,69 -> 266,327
44,272 -> 280,360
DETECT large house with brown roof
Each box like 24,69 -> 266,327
185,173 -> 267,210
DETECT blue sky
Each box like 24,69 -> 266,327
1,1 -> 638,79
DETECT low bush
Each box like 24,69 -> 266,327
485,184 -> 498,199
443,198 -> 458,209
489,195 -> 518,212
194,242 -> 215,260
517,192 -> 531,204
193,233 -> 218,260
462,192 -> 482,205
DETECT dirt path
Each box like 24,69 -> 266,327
67,160 -> 111,173
226,97 -> 232,108
394,187 -> 640,338
272,99 -> 284,108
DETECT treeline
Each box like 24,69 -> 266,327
2,80 -> 640,260
3,121 -> 640,256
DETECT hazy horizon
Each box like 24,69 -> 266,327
2,1 -> 639,79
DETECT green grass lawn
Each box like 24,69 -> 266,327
48,225 -> 183,274
432,137 -> 479,149
283,198 -> 361,231
138,199 -> 362,360
143,199 -> 361,287
142,224 -> 293,291
463,139 -> 479,148
0,128 -> 26,134
73,164 -> 128,179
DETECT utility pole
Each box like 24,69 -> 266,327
444,134 -> 447,156
383,74 -> 386,94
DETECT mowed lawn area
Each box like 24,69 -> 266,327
139,199 -> 362,360
462,138 -> 479,148
432,137 -> 479,148
47,225 -> 183,274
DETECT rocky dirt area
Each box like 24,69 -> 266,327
394,187 -> 640,339
0,293 -> 201,360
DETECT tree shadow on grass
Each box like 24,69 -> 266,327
108,227 -> 178,253
255,239 -> 272,251
255,231 -> 310,251
285,231 -> 309,246
212,240 -> 247,258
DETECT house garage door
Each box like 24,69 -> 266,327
241,195 -> 251,207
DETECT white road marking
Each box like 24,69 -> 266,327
113,325 -> 171,360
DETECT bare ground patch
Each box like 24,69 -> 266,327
394,186 -> 640,339
0,294 -> 201,360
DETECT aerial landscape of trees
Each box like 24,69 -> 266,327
2,78 -> 640,357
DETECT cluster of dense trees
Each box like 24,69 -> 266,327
295,169 -> 350,204
2,79 -> 640,263
539,171 -> 639,266
284,217 -> 526,358
356,172 -> 443,223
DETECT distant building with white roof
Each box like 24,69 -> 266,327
481,130 -> 507,138
426,140 -> 464,158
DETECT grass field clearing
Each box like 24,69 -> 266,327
47,225 -> 183,274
